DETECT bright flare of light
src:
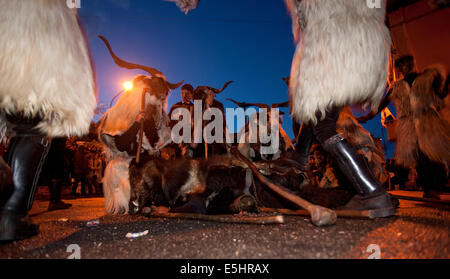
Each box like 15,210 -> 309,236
123,81 -> 133,91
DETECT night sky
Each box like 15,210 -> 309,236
78,0 -> 396,158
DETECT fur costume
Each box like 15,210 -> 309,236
0,0 -> 97,142
391,67 -> 450,168
286,0 -> 391,125
98,76 -> 173,214
96,35 -> 182,214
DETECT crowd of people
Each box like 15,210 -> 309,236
0,127 -> 106,212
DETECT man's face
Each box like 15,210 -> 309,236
181,89 -> 192,103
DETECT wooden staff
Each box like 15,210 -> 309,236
136,88 -> 147,164
231,147 -> 337,226
150,211 -> 284,225
259,207 -> 376,219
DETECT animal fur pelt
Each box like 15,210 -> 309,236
98,77 -> 172,214
103,157 -> 132,214
390,80 -> 418,167
286,0 -> 391,125
392,67 -> 450,167
129,150 -> 352,214
0,0 -> 97,143
410,67 -> 450,165
98,76 -> 172,159
128,154 -> 249,215
337,107 -> 388,184
97,33 -> 183,215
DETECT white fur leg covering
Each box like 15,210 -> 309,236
103,157 -> 132,214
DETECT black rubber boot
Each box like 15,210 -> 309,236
0,210 -> 39,242
0,134 -> 51,242
322,134 -> 395,218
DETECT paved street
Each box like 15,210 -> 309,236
0,190 -> 449,259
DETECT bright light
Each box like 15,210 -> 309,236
123,81 -> 133,91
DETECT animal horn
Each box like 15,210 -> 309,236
197,80 -> 233,94
226,98 -> 270,110
98,35 -> 163,77
212,80 -> 233,93
167,80 -> 184,90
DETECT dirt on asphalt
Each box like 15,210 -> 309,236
0,191 -> 449,259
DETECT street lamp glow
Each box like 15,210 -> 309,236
123,81 -> 133,91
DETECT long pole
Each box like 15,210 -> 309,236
136,88 -> 147,164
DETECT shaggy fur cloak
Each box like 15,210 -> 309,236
98,75 -> 172,214
392,67 -> 450,168
286,0 -> 391,124
0,0 -> 97,142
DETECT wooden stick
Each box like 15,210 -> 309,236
231,148 -> 336,226
136,88 -> 147,164
259,207 -> 375,219
150,212 -> 284,225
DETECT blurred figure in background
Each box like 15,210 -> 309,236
39,138 -> 72,211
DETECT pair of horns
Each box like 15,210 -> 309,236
98,35 -> 183,89
196,81 -> 233,94
227,98 -> 289,111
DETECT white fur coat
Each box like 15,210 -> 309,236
98,75 -> 172,214
286,0 -> 391,124
0,0 -> 97,142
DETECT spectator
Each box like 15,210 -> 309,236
39,138 -> 72,211
71,145 -> 90,196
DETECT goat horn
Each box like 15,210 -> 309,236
167,80 -> 184,90
226,98 -> 270,110
98,35 -> 163,77
196,80 -> 233,94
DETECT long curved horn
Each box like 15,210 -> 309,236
226,98 -> 270,110
197,80 -> 233,94
98,35 -> 163,77
212,80 -> 233,93
167,80 -> 184,90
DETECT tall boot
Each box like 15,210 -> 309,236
322,134 -> 395,218
290,124 -> 315,171
0,134 -> 51,241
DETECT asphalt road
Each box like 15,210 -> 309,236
0,190 -> 449,259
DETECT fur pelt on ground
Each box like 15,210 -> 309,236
0,0 -> 97,143
128,154 -> 248,214
128,152 -> 353,214
286,0 -> 391,124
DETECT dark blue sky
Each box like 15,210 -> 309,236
79,0 -> 396,158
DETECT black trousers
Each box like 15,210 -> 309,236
296,106 -> 341,149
